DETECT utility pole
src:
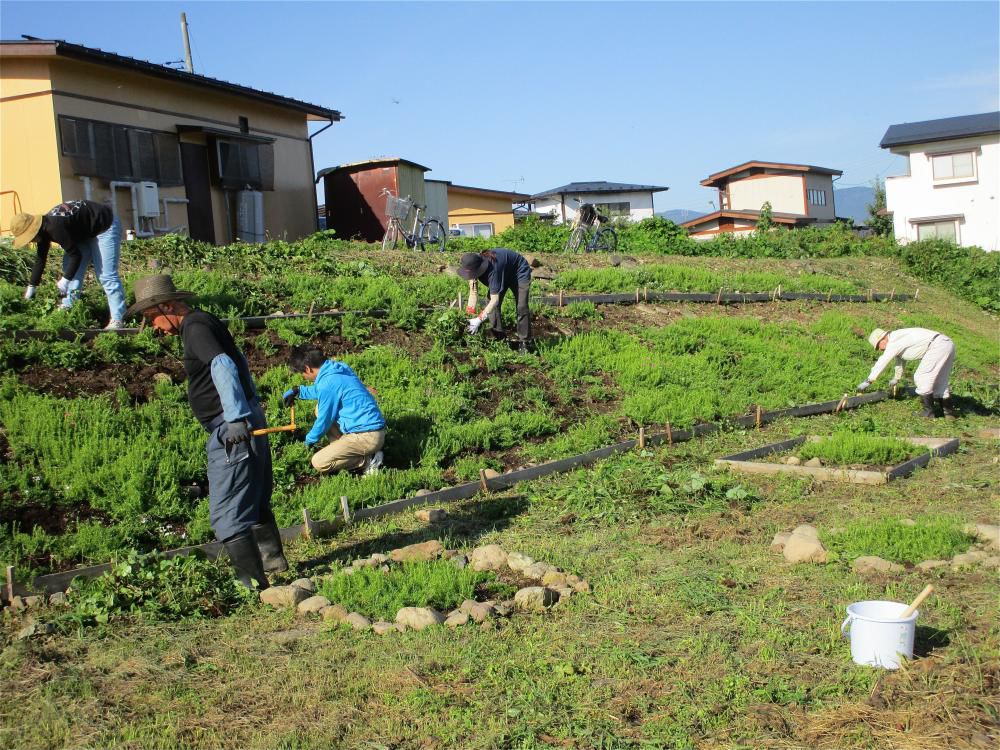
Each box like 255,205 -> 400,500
180,12 -> 194,73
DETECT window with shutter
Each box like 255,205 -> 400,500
130,130 -> 158,181
56,115 -> 185,186
154,133 -> 183,186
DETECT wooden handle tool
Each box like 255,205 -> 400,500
900,584 -> 934,619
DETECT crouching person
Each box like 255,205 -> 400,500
858,327 -> 957,418
127,274 -> 287,590
283,347 -> 386,475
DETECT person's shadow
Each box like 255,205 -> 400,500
913,624 -> 951,657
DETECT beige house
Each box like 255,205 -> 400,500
447,184 -> 529,237
1,39 -> 341,244
682,161 -> 841,239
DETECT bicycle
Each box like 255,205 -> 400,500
380,188 -> 447,251
564,202 -> 618,253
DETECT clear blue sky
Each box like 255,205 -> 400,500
3,1 -> 998,211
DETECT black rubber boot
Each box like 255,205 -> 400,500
920,394 -> 937,419
222,531 -> 269,591
939,396 -> 956,418
252,517 -> 289,573
517,340 -> 532,355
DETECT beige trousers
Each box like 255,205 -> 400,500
311,428 -> 385,474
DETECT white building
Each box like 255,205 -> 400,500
681,161 -> 842,240
528,181 -> 668,224
881,112 -> 1000,251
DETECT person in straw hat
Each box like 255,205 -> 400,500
127,274 -> 287,590
11,200 -> 126,329
455,248 -> 533,353
857,327 -> 956,418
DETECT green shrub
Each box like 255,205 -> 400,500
823,517 -> 973,564
798,434 -> 920,466
886,239 -> 1000,312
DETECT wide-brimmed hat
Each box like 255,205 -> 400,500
126,274 -> 195,319
456,253 -> 489,281
868,328 -> 888,349
11,213 -> 43,249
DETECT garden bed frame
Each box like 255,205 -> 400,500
714,435 -> 960,485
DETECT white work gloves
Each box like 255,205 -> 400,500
23,285 -> 36,300
856,380 -> 871,392
56,277 -> 71,297
887,379 -> 900,389
467,317 -> 483,335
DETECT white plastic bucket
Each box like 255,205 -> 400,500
841,600 -> 917,669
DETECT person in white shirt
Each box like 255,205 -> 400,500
857,327 -> 956,418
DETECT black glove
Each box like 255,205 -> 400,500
282,386 -> 299,408
223,420 -> 251,447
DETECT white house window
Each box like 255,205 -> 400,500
455,222 -> 494,238
916,220 -> 958,242
807,189 -> 827,206
594,201 -> 630,217
931,152 -> 975,181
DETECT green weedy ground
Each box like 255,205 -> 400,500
0,243 -> 997,749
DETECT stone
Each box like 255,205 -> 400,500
23,595 -> 44,609
783,531 -> 828,564
916,559 -> 949,571
784,456 -> 802,466
296,595 -> 332,615
321,604 -> 349,622
482,468 -> 501,479
506,552 -> 535,572
470,544 -> 508,572
791,524 -> 819,540
8,596 -> 25,610
571,579 -> 591,594
17,621 -> 56,640
48,592 -> 67,606
341,567 -> 356,576
415,489 -> 433,496
899,518 -> 917,526
445,610 -> 470,628
415,508 -> 447,523
982,556 -> 1000,569
390,540 -> 445,563
352,557 -> 378,568
770,531 -> 791,553
804,457 -> 823,467
964,523 -> 1000,550
541,570 -> 568,588
395,607 -> 446,630
369,553 -> 390,564
555,587 -> 574,601
459,599 -> 495,622
152,372 -> 172,386
514,587 -> 558,612
852,556 -> 903,574
291,578 -> 316,593
952,551 -> 990,569
494,600 -> 515,617
372,621 -> 398,635
522,562 -> 557,581
343,613 -> 372,630
260,585 -> 309,609
450,554 -> 468,569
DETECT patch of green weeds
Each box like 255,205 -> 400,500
798,433 -> 920,465
822,516 -> 973,564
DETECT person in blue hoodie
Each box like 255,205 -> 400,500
283,347 -> 386,475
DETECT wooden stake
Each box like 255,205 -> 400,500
635,288 -> 640,304
340,495 -> 352,524
479,469 -> 489,493
558,289 -> 564,308
716,288 -> 723,305
665,422 -> 672,445
755,404 -> 762,430
644,286 -> 648,302
889,288 -> 895,301
868,288 -> 873,302
915,288 -> 920,300
458,290 -> 463,310
5,566 -> 13,603
302,507 -> 313,539
638,426 -> 646,449
307,300 -> 315,317
835,393 -> 850,412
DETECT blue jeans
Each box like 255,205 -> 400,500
62,215 -> 126,321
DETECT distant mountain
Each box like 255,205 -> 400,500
656,209 -> 705,224
834,186 -> 875,225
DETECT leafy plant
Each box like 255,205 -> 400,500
823,517 -> 973,564
798,433 -> 920,466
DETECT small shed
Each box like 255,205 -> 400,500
319,157 -> 430,242
424,179 -> 451,224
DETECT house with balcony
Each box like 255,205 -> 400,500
528,181 -> 668,225
0,38 -> 341,244
681,161 -> 842,239
880,111 -> 1000,251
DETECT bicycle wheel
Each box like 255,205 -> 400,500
420,219 -> 447,252
565,226 -> 587,253
382,221 -> 400,251
591,227 -> 618,253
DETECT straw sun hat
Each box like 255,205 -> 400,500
10,213 -> 43,249
125,274 -> 195,319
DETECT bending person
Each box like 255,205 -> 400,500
127,274 -> 287,590
13,200 -> 126,329
283,347 -> 386,476
857,327 -> 956,418
457,249 -> 533,353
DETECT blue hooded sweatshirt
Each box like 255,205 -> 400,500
296,360 -> 385,446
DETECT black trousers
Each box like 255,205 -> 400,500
487,281 -> 531,342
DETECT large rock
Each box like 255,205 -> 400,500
785,456 -> 802,466
514,587 -> 558,612
291,578 -> 316,593
964,524 -> 1000,551
260,585 -> 310,609
783,529 -> 827,564
541,570 -> 568,589
804,457 -> 823,468
791,524 -> 819,539
395,607 -> 446,630
415,508 -> 447,523
522,562 -> 557,581
48,592 -> 68,607
445,610 -> 470,628
17,621 -> 56,640
770,532 -> 791,553
915,559 -> 949,571
321,604 -> 349,622
952,550 -> 990,569
505,552 -> 535,573
459,599 -> 495,622
343,613 -> 372,630
296,595 -> 332,615
390,540 -> 445,563
470,544 -> 508,572
372,621 -> 398,635
852,556 -> 903,574
482,468 -> 501,479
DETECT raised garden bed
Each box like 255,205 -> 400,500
715,435 -> 960,485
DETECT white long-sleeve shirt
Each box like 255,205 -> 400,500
867,327 -> 941,383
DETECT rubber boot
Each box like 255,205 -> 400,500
252,517 -> 289,574
517,340 -> 532,355
223,530 -> 269,591
939,396 -> 956,419
920,394 -> 937,419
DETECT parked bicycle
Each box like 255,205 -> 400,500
564,202 -> 618,253
380,188 -> 447,252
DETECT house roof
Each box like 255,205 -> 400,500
316,157 -> 431,180
700,161 -> 842,188
1,38 -> 342,121
449,183 -> 530,201
879,111 -> 1000,149
680,209 -> 815,229
529,181 -> 669,200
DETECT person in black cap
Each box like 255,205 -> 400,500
127,274 -> 288,591
456,249 -> 533,353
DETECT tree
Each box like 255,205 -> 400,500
866,180 -> 894,237
756,201 -> 774,233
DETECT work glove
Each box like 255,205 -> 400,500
56,277 -> 71,297
887,379 -> 900,389
467,317 -> 483,335
856,380 -> 871,392
23,285 -> 36,300
465,306 -> 477,315
282,386 -> 299,408
222,420 -> 251,447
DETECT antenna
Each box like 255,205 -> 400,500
180,12 -> 194,73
